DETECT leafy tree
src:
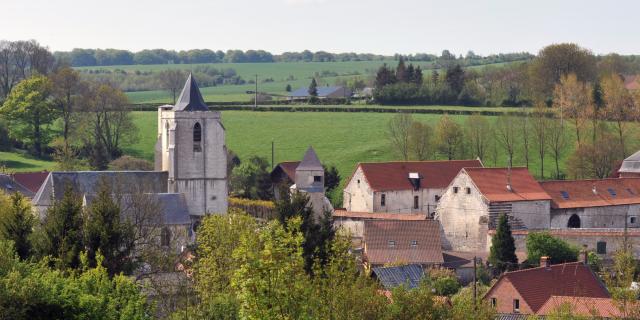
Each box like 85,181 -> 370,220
435,114 -> 464,160
465,114 -> 490,161
0,75 -> 58,157
450,285 -> 495,320
385,280 -> 449,320
50,67 -> 84,148
230,156 -> 273,200
531,103 -> 549,178
489,214 -> 518,273
526,232 -> 578,265
432,276 -> 461,296
387,113 -> 413,160
605,245 -> 640,318
409,121 -> 434,160
108,155 -> 153,171
0,193 -> 34,260
41,186 -> 84,270
547,118 -> 568,179
308,78 -> 318,97
445,64 -> 465,96
323,164 -> 340,193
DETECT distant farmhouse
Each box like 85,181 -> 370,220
288,86 -> 351,101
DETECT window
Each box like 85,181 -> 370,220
161,227 -> 171,247
631,216 -> 637,224
193,122 -> 202,152
381,194 -> 386,207
357,179 -> 360,184
410,240 -> 418,247
413,196 -> 419,209
465,187 -> 471,194
435,195 -> 441,202
597,241 -> 607,254
567,214 -> 581,228
513,299 -> 520,313
453,187 -> 459,194
388,240 -> 396,248
313,175 -> 322,182
491,298 -> 497,308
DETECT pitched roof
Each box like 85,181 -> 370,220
363,220 -> 443,265
11,171 -> 49,193
536,296 -> 623,317
84,193 -> 191,225
352,160 -> 483,192
485,262 -> 610,313
372,264 -> 424,289
297,147 -> 323,171
464,167 -> 551,202
173,73 -> 209,112
0,174 -> 34,198
620,150 -> 640,173
623,74 -> 640,90
289,86 -> 345,98
540,178 -> 640,209
333,209 -> 427,221
271,161 -> 300,182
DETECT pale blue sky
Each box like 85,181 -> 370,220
2,0 -> 638,55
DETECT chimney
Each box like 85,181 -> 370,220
581,245 -> 588,265
540,256 -> 551,269
592,184 -> 597,195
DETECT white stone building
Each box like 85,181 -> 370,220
342,160 -> 482,216
436,167 -> 551,252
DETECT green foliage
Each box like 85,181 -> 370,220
230,155 -> 273,200
432,276 -> 462,296
489,214 -> 518,273
526,232 -> 578,265
0,241 -> 152,320
435,114 -> 465,160
0,75 -> 59,157
308,78 -> 318,97
323,164 -> 340,193
0,120 -> 12,151
450,285 -> 495,320
41,186 -> 84,270
0,193 -> 34,260
386,280 -> 449,320
108,155 -> 153,171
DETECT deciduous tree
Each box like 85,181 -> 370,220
387,113 -> 413,160
494,114 -> 518,167
157,69 -> 186,104
602,73 -> 639,158
465,113 -> 491,161
436,115 -> 465,160
526,232 -> 578,265
408,121 -> 434,160
552,73 -> 592,146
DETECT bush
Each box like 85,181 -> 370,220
526,232 -> 579,265
432,276 -> 461,296
108,155 -> 153,171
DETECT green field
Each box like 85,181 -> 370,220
0,151 -> 56,172
76,60 -> 515,104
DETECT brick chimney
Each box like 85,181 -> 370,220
540,256 -> 551,269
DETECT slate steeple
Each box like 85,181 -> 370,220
297,146 -> 323,171
173,73 -> 209,112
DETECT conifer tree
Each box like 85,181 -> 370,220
488,214 -> 518,273
43,185 -> 84,269
1,192 -> 34,260
413,66 -> 424,85
374,64 -> 396,90
308,78 -> 318,97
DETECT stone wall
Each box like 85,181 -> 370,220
343,167 -> 374,212
550,205 -> 640,229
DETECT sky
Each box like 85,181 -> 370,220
2,0 -> 638,56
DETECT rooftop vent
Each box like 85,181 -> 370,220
408,172 -> 421,191
560,191 -> 569,200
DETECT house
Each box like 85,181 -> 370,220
436,167 -> 551,252
333,209 -> 427,240
343,160 -> 483,216
623,74 -> 640,91
271,161 -> 300,198
617,150 -> 640,177
363,220 -> 443,268
371,264 -> 424,289
0,174 -> 34,198
288,86 -> 351,100
11,171 -> 49,194
484,256 -> 610,316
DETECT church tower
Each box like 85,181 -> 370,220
155,74 -> 228,216
293,147 -> 333,220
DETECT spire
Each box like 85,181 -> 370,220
297,146 -> 323,171
173,73 -> 209,112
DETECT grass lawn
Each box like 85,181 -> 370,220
0,151 -> 55,172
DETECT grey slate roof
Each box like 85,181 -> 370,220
0,174 -> 34,198
289,86 -> 345,98
372,264 -> 424,289
84,193 -> 191,226
33,171 -> 168,208
297,147 -> 323,171
620,150 -> 640,173
173,73 -> 209,112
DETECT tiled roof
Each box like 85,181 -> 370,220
11,171 -> 49,193
271,161 -> 300,182
464,167 -> 551,202
289,86 -> 345,98
352,160 -> 483,192
363,220 -> 444,265
485,262 -> 610,313
0,174 -> 34,198
537,296 -> 623,317
297,147 -> 323,171
624,74 -> 640,90
173,73 -> 209,112
540,178 -> 640,209
372,264 -> 424,289
333,209 -> 427,221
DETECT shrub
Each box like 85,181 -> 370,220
108,155 -> 153,171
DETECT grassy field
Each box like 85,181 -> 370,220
76,60 -> 515,104
0,151 -> 56,172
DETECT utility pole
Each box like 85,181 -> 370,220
271,140 -> 275,170
473,256 -> 477,311
255,74 -> 258,109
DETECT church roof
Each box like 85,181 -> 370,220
173,73 -> 209,112
296,147 -> 323,171
84,193 -> 191,226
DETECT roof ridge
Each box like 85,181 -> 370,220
503,261 -> 584,275
359,159 -> 481,165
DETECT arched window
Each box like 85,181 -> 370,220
161,227 -> 171,247
567,214 -> 581,228
193,122 -> 202,152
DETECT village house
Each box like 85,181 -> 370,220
288,86 -> 351,101
333,209 -> 427,249
343,160 -> 482,216
484,256 -> 610,317
362,220 -> 443,269
436,167 -> 551,252
288,147 -> 334,220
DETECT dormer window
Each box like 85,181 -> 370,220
410,240 -> 418,247
193,122 -> 202,152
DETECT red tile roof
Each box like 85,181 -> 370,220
363,220 -> 444,265
485,262 -> 610,313
624,74 -> 640,90
271,161 -> 300,182
333,209 -> 427,221
353,160 -> 482,192
11,171 -> 49,193
464,167 -> 551,202
537,296 -> 623,317
540,178 -> 640,209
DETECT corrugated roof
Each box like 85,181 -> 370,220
372,264 -> 424,289
333,209 -> 427,220
540,178 -> 640,208
297,147 -> 323,171
464,167 -> 551,202
289,86 -> 344,98
485,262 -> 610,313
11,171 -> 49,193
537,296 -> 623,317
0,174 -> 34,198
173,73 -> 209,112
364,220 -> 443,265
352,160 -> 483,192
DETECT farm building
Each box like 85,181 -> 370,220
436,167 -> 551,252
342,160 -> 482,216
288,86 -> 351,100
0,174 -> 35,198
617,150 -> 640,177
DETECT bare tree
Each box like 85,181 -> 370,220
435,114 -> 465,160
51,67 -> 84,147
0,40 -> 54,99
547,118 -> 568,179
387,113 -> 413,160
408,121 -> 434,160
602,74 -> 639,158
517,114 -> 531,168
494,114 -> 518,167
531,104 -> 549,178
553,73 -> 592,146
465,113 -> 491,161
158,69 -> 187,104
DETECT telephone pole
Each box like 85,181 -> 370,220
473,256 -> 477,311
254,74 -> 258,109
